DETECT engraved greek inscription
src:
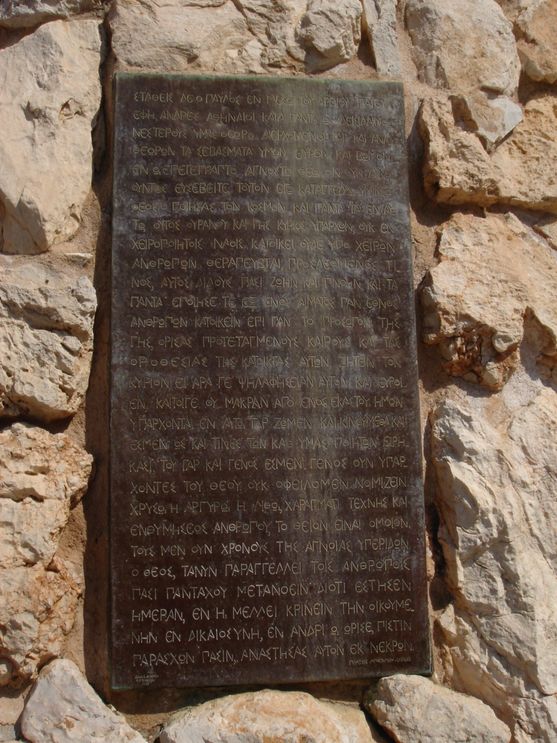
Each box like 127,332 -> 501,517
132,631 -> 158,644
174,181 -> 231,194
132,144 -> 176,157
159,108 -> 198,122
111,75 -> 429,688
133,109 -> 156,120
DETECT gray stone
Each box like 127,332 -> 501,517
0,725 -> 17,743
534,217 -> 557,250
451,93 -> 523,152
362,0 -> 401,77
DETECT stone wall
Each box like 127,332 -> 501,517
0,0 -> 556,741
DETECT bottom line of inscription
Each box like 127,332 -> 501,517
131,639 -> 415,669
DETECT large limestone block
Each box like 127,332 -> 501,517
433,387 -> 557,741
109,0 -> 264,73
497,0 -> 557,83
160,689 -> 377,743
21,659 -> 146,742
516,1 -> 557,82
362,0 -> 401,77
0,19 -> 103,254
0,0 -> 101,28
368,674 -> 511,742
493,95 -> 557,212
0,565 -> 81,682
438,601 -> 557,742
0,423 -> 92,567
233,0 -> 307,67
420,94 -> 557,213
0,498 -> 73,569
297,0 -> 362,71
406,0 -> 520,96
431,391 -> 557,696
422,212 -> 557,389
0,258 -> 97,421
419,97 -> 499,205
407,0 -> 522,145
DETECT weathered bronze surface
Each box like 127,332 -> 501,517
111,73 -> 430,689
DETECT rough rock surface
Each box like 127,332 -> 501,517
406,0 -> 520,96
497,0 -> 557,83
0,661 -> 12,686
297,0 -> 362,71
438,606 -> 557,743
233,0 -> 307,68
493,95 -> 557,213
494,0 -> 532,20
420,94 -> 557,213
0,423 -> 92,568
535,217 -> 557,251
0,0 -> 101,27
0,566 -> 81,683
21,659 -> 146,742
0,0 -> 555,738
0,19 -> 102,254
432,390 -> 557,739
368,674 -> 511,742
422,212 -> 557,388
0,257 -> 96,421
0,425 -> 91,684
419,97 -> 498,205
432,393 -> 557,694
517,1 -> 557,82
362,0 -> 401,77
160,690 -> 377,743
407,0 -> 522,146
109,0 -> 265,73
451,92 -> 522,153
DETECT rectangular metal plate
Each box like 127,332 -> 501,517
111,73 -> 430,689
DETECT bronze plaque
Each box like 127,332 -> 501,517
111,73 -> 430,689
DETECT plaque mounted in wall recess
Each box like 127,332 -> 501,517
111,73 -> 430,689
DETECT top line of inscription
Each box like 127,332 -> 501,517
116,73 -> 404,109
